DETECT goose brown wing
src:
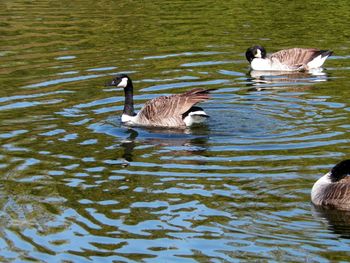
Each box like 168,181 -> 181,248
322,183 -> 350,209
269,48 -> 321,69
137,88 -> 213,123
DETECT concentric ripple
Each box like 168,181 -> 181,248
1,1 -> 350,262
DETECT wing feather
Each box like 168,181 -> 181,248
322,183 -> 350,209
269,48 -> 322,69
136,88 -> 213,126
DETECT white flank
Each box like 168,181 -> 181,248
307,55 -> 329,69
250,58 -> 272,71
251,58 -> 298,71
183,110 -> 208,126
311,172 -> 332,205
117,77 -> 129,88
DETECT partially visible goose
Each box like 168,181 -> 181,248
246,45 -> 333,71
311,160 -> 350,210
106,74 -> 214,128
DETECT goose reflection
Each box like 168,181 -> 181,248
129,125 -> 210,147
93,118 -> 211,164
113,124 -> 211,164
312,205 -> 350,239
120,128 -> 138,162
247,69 -> 329,90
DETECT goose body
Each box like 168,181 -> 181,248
311,160 -> 350,210
107,74 -> 213,128
246,46 -> 333,71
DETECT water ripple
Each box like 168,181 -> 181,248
1,1 -> 350,262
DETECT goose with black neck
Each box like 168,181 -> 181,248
106,74 -> 214,128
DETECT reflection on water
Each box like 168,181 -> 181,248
106,124 -> 211,163
1,0 -> 350,262
247,70 -> 330,91
312,205 -> 350,239
120,129 -> 138,163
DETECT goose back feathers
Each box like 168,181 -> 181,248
311,160 -> 350,210
135,88 -> 213,127
246,46 -> 333,71
107,74 -> 213,128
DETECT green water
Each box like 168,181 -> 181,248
1,1 -> 350,262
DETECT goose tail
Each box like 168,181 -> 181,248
307,50 -> 333,69
183,106 -> 209,126
316,50 -> 333,58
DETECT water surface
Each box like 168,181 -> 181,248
1,1 -> 350,262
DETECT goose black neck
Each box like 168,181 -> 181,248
330,159 -> 350,182
123,80 -> 136,116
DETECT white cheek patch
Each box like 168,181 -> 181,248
255,49 -> 262,58
117,77 -> 128,88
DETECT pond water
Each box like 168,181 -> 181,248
1,1 -> 350,262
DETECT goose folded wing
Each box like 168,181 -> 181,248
138,88 -> 213,122
269,48 -> 321,69
322,183 -> 350,208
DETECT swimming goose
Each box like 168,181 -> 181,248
246,46 -> 333,71
106,74 -> 213,128
311,160 -> 350,210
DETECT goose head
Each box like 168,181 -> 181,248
245,45 -> 267,63
107,74 -> 131,88
106,74 -> 135,118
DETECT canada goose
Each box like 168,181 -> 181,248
311,160 -> 350,210
106,74 -> 214,128
246,46 -> 333,71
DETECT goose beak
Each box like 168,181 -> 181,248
105,79 -> 119,87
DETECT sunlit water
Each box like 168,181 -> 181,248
1,1 -> 350,262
